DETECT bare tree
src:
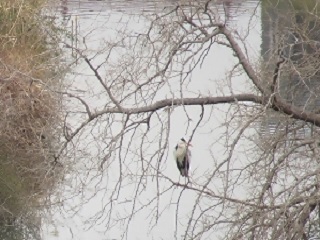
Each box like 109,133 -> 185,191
53,1 -> 320,239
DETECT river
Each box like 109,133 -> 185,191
44,1 -> 261,239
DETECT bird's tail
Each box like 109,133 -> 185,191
180,168 -> 188,177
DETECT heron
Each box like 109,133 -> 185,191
173,138 -> 192,177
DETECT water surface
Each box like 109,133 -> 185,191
45,1 -> 261,239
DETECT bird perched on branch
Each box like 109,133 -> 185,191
173,138 -> 192,177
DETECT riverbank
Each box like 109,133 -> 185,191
0,0 -> 63,239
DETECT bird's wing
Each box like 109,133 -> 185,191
187,149 -> 191,156
187,149 -> 191,162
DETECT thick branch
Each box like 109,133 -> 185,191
272,98 -> 320,127
219,26 -> 267,95
94,94 -> 263,115
92,93 -> 320,127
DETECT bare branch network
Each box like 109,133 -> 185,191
55,1 -> 320,240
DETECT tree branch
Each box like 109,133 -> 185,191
219,25 -> 267,95
94,94 -> 263,115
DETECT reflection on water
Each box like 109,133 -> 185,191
56,0 -> 261,53
58,0 -> 178,15
57,0 -> 259,18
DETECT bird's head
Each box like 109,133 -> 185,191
179,138 -> 192,147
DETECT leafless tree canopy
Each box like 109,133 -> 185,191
57,1 -> 320,239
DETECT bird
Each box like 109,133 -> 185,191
173,138 -> 192,177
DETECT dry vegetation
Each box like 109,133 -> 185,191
0,0 -> 63,238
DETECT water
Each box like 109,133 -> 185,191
44,1 -> 261,239
59,0 -> 177,15
58,0 -> 259,15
